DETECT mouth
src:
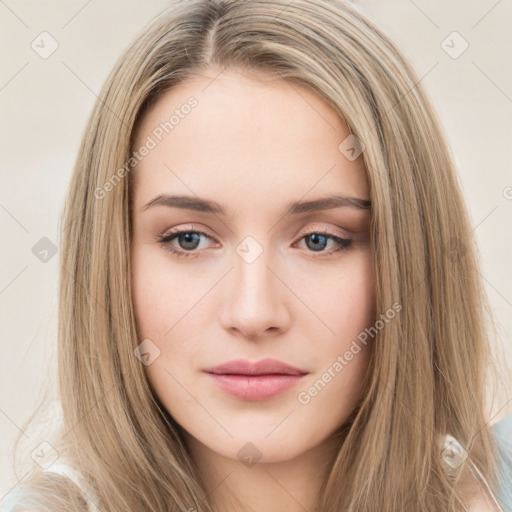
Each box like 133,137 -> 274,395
203,358 -> 308,401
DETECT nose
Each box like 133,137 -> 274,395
219,246 -> 291,341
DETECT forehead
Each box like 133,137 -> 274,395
131,70 -> 369,211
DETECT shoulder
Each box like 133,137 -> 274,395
453,413 -> 512,512
0,482 -> 45,512
0,460 -> 98,512
490,412 -> 512,511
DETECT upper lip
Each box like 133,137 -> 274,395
204,358 -> 308,376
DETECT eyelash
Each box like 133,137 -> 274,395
156,226 -> 353,259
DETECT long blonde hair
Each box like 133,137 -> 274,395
7,0 -> 509,510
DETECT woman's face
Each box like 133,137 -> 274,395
130,70 -> 375,464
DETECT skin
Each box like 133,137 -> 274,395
130,68 -> 376,512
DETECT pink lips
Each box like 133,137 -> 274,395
203,358 -> 308,401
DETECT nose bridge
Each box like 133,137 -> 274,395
233,234 -> 278,303
219,234 -> 289,338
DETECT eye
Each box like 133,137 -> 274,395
157,226 -> 216,259
157,226 -> 353,258
293,229 -> 352,256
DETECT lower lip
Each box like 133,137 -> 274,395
206,373 -> 305,401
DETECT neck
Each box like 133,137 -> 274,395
182,431 -> 341,512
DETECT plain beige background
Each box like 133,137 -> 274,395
1,0 -> 511,501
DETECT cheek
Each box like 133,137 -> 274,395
131,245 -> 206,338
302,251 -> 375,341
336,256 -> 375,335
131,263 -> 199,417
131,246 -> 210,395
295,254 -> 375,409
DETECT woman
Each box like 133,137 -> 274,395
3,0 -> 512,511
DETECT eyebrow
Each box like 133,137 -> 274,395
142,194 -> 371,215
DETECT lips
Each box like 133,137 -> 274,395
203,358 -> 308,401
203,357 -> 307,376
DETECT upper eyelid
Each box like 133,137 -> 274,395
159,224 -> 351,241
